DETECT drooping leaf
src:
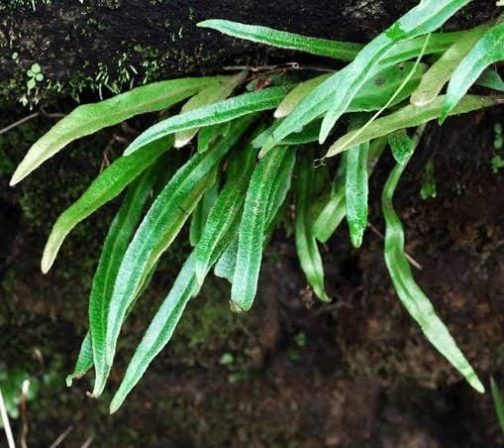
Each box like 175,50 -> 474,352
124,87 -> 291,155
194,141 -> 259,284
491,377 -> 504,433
326,95 -> 501,157
189,174 -> 220,247
110,254 -> 199,413
443,21 -> 504,119
388,129 -> 415,165
382,135 -> 484,394
89,166 -> 161,397
198,19 -> 362,61
215,146 -> 296,285
41,136 -> 172,273
65,332 -> 93,387
295,154 -> 330,302
345,141 -> 370,248
314,138 -> 386,243
102,117 -> 255,390
10,76 -> 220,185
175,72 -> 247,147
111,171 -> 249,412
231,146 -> 290,312
411,23 -> 491,106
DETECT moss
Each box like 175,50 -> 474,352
174,279 -> 243,353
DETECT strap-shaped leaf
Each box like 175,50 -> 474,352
411,23 -> 491,106
491,377 -> 504,433
345,141 -> 370,248
195,142 -> 258,284
110,254 -> 198,413
198,19 -> 362,61
89,166 -> 160,397
175,72 -> 247,147
313,154 -> 347,243
382,137 -> 484,394
103,116 -> 255,386
275,62 -> 427,120
388,129 -> 415,165
265,148 -> 297,230
124,86 -> 291,155
443,21 -> 504,119
231,146 -> 289,312
214,147 -> 296,284
197,122 -> 231,153
41,136 -> 172,273
189,175 -> 220,247
295,155 -> 330,302
318,0 -> 471,144
10,76 -> 220,185
326,95 -> 501,157
314,138 -> 386,242
263,54 -> 431,152
65,332 -> 93,387
110,174 -> 248,412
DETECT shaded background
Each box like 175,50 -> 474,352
1,1 -> 504,446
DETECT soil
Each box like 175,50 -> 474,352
1,2 -> 504,447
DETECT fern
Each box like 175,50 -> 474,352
10,3 -> 504,412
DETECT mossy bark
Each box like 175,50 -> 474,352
0,0 -> 497,106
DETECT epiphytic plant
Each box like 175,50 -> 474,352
9,0 -> 504,412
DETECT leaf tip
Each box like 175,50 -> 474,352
273,108 -> 287,119
41,254 -> 53,274
109,396 -> 122,415
174,136 -> 191,149
229,300 -> 246,313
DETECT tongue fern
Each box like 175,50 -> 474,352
11,2 -> 504,412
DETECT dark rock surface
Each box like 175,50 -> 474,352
0,0 -> 498,105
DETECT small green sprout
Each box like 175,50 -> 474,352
26,63 -> 44,92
